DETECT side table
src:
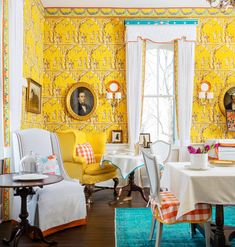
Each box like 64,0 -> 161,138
0,173 -> 63,246
102,153 -> 147,202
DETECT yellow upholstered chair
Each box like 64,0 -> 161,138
57,130 -> 118,202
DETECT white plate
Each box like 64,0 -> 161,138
13,174 -> 48,181
184,164 -> 211,171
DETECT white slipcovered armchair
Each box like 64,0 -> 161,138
11,128 -> 87,236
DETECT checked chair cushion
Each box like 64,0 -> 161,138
150,191 -> 211,224
76,142 -> 96,164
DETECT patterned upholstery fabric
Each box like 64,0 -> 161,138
150,191 -> 211,224
57,130 -> 117,184
85,163 -> 116,175
76,142 -> 96,164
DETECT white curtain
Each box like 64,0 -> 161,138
126,40 -> 144,151
177,39 -> 195,161
9,0 -> 24,169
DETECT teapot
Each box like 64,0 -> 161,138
19,151 -> 38,173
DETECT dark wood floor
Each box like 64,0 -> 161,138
0,189 -> 148,247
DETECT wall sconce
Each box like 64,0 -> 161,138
106,80 -> 122,114
198,81 -> 214,100
198,81 -> 214,121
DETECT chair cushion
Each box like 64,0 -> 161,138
76,143 -> 96,164
151,191 -> 211,224
84,163 -> 116,175
40,154 -> 61,175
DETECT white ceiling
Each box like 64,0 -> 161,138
41,0 -> 210,8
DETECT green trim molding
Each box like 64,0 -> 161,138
125,19 -> 198,25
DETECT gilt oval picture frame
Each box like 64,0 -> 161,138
219,85 -> 235,116
66,82 -> 98,121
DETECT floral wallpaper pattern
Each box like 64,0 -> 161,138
22,6 -> 235,143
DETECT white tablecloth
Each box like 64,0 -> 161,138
161,162 -> 235,219
102,153 -> 144,179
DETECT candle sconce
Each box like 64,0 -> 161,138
106,80 -> 122,118
198,80 -> 214,122
198,81 -> 214,103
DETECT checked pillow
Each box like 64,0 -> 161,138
76,142 -> 96,164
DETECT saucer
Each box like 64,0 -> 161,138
184,164 -> 211,171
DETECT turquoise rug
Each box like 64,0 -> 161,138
115,207 -> 235,247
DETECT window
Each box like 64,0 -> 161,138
141,42 -> 176,143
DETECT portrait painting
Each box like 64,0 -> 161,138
219,86 -> 235,116
139,133 -> 150,148
226,111 -> 235,132
224,87 -> 235,111
112,130 -> 122,143
66,82 -> 98,120
27,79 -> 42,114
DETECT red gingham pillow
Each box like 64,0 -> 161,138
76,142 -> 96,164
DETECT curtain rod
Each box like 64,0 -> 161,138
125,19 -> 198,25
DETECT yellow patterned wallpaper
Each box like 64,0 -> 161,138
22,6 -> 235,143
192,17 -> 235,142
21,0 -> 44,129
43,18 -> 127,142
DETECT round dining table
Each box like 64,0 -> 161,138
0,173 -> 63,247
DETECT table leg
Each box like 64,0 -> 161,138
2,187 -> 56,246
124,171 -> 148,202
214,205 -> 226,247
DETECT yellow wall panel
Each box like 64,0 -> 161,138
43,17 -> 127,142
22,0 -> 44,129
22,5 -> 235,143
43,16 -> 235,143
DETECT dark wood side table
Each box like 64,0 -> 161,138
0,173 -> 63,246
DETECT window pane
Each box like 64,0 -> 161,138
158,49 -> 174,96
144,49 -> 158,95
141,97 -> 174,143
144,44 -> 174,96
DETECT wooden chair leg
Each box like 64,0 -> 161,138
204,221 -> 211,247
155,221 -> 163,247
113,178 -> 119,198
84,184 -> 94,204
149,216 -> 156,240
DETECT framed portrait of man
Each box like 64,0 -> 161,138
66,82 -> 98,120
26,78 -> 42,114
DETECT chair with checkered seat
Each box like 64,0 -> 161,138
142,150 -> 211,247
57,129 -> 119,203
